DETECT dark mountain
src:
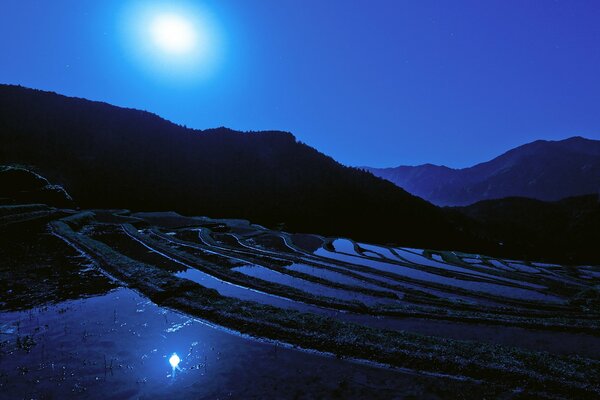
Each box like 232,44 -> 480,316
0,84 -> 465,248
449,194 -> 600,264
4,84 -> 600,263
363,137 -> 600,206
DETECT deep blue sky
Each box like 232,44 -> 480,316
1,1 -> 600,167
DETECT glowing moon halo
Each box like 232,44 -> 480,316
120,1 -> 223,82
150,13 -> 197,55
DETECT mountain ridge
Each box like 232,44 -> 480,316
363,136 -> 600,206
0,84 -> 465,249
4,84 -> 600,263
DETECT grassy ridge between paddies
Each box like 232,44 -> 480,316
50,214 -> 600,399
0,204 -> 62,226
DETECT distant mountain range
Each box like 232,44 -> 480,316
363,137 -> 600,206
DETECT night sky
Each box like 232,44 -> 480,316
1,0 -> 599,168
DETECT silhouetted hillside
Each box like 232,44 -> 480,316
0,165 -> 72,207
0,84 -> 463,248
450,194 -> 600,264
364,137 -> 600,206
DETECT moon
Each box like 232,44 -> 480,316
120,1 -> 223,82
150,13 -> 198,55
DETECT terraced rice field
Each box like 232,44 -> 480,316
1,207 -> 599,398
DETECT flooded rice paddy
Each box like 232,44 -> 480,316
2,288 -> 480,399
2,209 -> 600,398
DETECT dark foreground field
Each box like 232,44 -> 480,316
1,205 -> 599,399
